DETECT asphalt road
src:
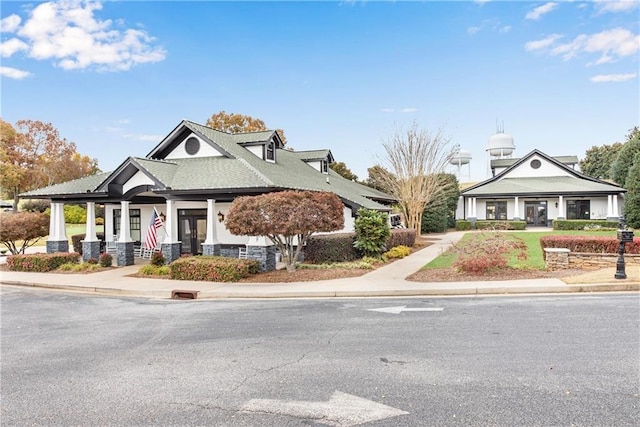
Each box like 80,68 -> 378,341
1,287 -> 638,426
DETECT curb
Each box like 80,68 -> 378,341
2,280 -> 638,299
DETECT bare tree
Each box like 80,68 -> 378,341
378,122 -> 456,235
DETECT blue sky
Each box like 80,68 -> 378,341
1,0 -> 639,183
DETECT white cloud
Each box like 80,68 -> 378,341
0,14 -> 21,32
524,34 -> 563,51
595,0 -> 640,13
467,26 -> 482,35
0,66 -> 32,79
400,107 -> 417,113
0,38 -> 29,57
526,2 -> 558,20
137,134 -> 163,142
474,0 -> 491,4
551,28 -> 640,64
381,108 -> 395,113
499,25 -> 512,34
590,73 -> 637,83
8,1 -> 166,72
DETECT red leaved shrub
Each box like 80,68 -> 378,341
170,256 -> 259,282
540,236 -> 640,255
452,232 -> 528,274
7,252 -> 80,272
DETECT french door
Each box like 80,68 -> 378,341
178,209 -> 207,254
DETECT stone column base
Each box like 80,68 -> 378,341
116,242 -> 135,266
82,240 -> 101,262
46,240 -> 69,254
513,217 -> 521,221
247,245 -> 276,272
202,243 -> 221,256
606,217 -> 619,222
161,242 -> 181,263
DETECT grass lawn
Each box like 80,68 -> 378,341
22,224 -> 105,247
425,230 -> 617,270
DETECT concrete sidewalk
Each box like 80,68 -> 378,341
1,231 -> 638,299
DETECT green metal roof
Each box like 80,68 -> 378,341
23,120 -> 395,211
463,176 -> 624,196
21,172 -> 111,197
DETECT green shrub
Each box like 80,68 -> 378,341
361,256 -> 385,265
422,203 -> 448,233
71,233 -> 105,255
297,260 -> 374,270
354,208 -> 391,257
150,251 -> 165,266
95,217 -> 104,225
87,257 -> 98,264
553,219 -> 619,230
384,245 -> 411,259
139,264 -> 171,276
455,220 -> 472,231
7,252 -> 80,272
475,220 -> 527,230
21,199 -> 50,213
64,205 -> 87,224
57,262 -> 102,272
387,228 -> 416,248
540,235 -> 639,254
169,256 -> 259,282
305,233 -> 358,263
99,253 -> 112,267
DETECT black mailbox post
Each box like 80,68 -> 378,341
615,216 -> 634,280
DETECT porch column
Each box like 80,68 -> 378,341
202,199 -> 221,256
116,201 -> 134,266
513,196 -> 520,221
161,199 -> 181,263
607,195 -> 613,218
46,202 -> 69,253
613,194 -> 619,218
81,201 -> 100,262
557,195 -> 565,220
472,197 -> 477,218
467,198 -> 473,219
246,236 -> 276,272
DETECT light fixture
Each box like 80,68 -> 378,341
217,211 -> 225,222
555,202 -> 558,208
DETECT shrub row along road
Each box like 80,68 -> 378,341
1,287 -> 638,426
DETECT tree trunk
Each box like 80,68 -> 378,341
13,189 -> 19,213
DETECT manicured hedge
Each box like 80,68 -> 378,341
387,228 -> 416,248
71,233 -> 106,255
7,252 -> 80,272
305,228 -> 417,264
305,233 -> 358,263
169,256 -> 259,282
553,219 -> 620,230
540,235 -> 640,254
476,220 -> 527,230
455,220 -> 472,231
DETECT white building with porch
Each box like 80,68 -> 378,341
23,120 -> 395,270
456,149 -> 625,226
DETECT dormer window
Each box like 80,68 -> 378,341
321,159 -> 328,174
266,141 -> 275,161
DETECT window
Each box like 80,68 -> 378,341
567,200 -> 590,220
530,159 -> 541,169
265,141 -> 275,161
113,209 -> 141,242
185,137 -> 200,155
486,201 -> 507,220
321,159 -> 328,174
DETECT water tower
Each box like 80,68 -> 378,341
486,123 -> 515,176
450,148 -> 472,181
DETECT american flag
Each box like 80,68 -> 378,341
144,208 -> 164,249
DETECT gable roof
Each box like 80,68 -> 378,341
491,155 -> 579,169
463,149 -> 624,197
22,120 -> 395,210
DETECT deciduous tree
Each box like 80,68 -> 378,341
377,122 -> 456,235
0,212 -> 49,254
579,142 -> 623,180
206,111 -> 287,145
226,190 -> 344,272
0,119 -> 99,211
364,165 -> 392,192
329,161 -> 358,181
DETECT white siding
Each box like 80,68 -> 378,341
503,154 -> 572,178
165,133 -> 224,159
246,145 -> 263,159
122,170 -> 155,194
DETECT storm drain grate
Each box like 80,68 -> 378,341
171,290 -> 199,300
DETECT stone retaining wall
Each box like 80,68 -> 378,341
545,248 -> 640,270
